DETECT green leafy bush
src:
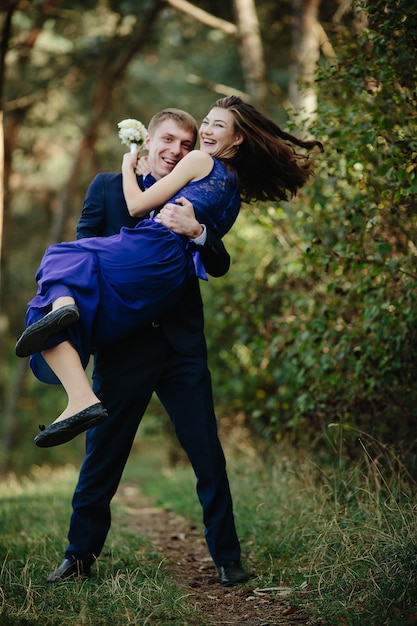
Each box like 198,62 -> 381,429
204,0 -> 417,457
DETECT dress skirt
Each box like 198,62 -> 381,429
26,220 -> 190,384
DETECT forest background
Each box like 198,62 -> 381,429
1,0 -> 417,478
1,3 -> 417,623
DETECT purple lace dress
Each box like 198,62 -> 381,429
25,158 -> 240,383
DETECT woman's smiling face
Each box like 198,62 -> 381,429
199,107 -> 243,156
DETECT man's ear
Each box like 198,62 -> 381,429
145,134 -> 152,150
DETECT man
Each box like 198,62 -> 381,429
47,108 -> 249,587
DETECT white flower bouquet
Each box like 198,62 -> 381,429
118,118 -> 148,153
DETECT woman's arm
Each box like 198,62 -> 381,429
122,150 -> 213,217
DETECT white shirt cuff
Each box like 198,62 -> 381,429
190,223 -> 207,245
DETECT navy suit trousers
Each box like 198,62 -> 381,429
65,323 -> 241,568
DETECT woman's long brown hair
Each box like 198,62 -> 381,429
212,96 -> 324,203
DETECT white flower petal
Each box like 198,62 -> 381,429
117,118 -> 148,147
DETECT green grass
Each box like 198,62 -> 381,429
137,432 -> 417,626
1,432 -> 417,625
0,464 -> 204,626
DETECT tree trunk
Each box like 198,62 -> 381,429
0,0 -> 29,468
51,0 -> 165,243
0,1 -> 165,469
233,0 -> 267,106
0,109 -> 3,298
289,0 -> 335,123
0,0 -> 19,296
165,0 -> 267,106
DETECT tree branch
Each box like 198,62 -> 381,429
164,0 -> 237,36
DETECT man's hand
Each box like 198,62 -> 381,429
135,155 -> 150,176
155,197 -> 204,239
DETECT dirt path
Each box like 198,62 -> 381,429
115,484 -> 316,626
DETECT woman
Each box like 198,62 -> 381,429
16,96 -> 323,447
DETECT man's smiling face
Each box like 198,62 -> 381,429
145,119 -> 195,180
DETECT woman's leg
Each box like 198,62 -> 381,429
52,296 -> 75,310
42,341 -> 100,424
15,296 -> 80,358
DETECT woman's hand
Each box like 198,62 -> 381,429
122,152 -> 138,173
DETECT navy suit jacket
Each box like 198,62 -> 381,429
76,172 -> 230,356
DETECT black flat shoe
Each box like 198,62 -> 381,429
47,558 -> 91,583
218,560 -> 249,586
15,304 -> 80,357
34,402 -> 108,448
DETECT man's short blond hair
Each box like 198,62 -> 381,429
147,108 -> 198,147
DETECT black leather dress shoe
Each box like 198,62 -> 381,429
47,558 -> 91,583
34,402 -> 108,447
15,304 -> 80,357
218,560 -> 249,586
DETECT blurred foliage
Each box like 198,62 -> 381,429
3,0 -> 309,332
3,0 -> 416,471
203,0 -> 417,460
